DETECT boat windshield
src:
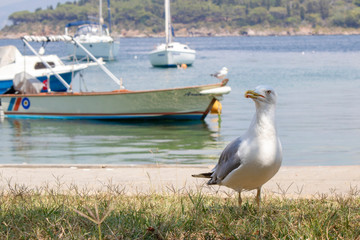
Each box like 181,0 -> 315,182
75,24 -> 107,36
34,62 -> 55,69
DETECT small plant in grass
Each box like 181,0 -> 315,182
72,201 -> 113,240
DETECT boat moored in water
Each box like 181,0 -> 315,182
0,80 -> 230,120
65,0 -> 119,61
65,21 -> 119,61
0,45 -> 88,94
149,0 -> 196,67
0,35 -> 230,121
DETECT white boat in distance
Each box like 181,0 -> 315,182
0,35 -> 230,121
65,0 -> 119,61
149,0 -> 196,67
0,45 -> 88,94
65,21 -> 119,61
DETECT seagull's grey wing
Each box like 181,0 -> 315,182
208,137 -> 242,185
210,71 -> 220,77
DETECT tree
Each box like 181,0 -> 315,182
319,0 -> 330,19
344,7 -> 360,27
248,7 -> 269,24
8,11 -> 35,25
286,3 -> 291,17
300,6 -> 305,20
269,7 -> 287,20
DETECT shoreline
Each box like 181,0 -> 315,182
1,164 -> 359,198
1,32 -> 360,41
1,26 -> 360,39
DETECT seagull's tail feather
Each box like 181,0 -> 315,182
192,172 -> 219,185
192,172 -> 212,178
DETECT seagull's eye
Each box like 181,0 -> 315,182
266,90 -> 272,95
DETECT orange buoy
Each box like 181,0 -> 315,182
181,63 -> 187,69
211,100 -> 222,114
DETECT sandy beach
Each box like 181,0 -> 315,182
1,164 -> 359,198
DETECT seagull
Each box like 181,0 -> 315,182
192,85 -> 282,207
211,67 -> 228,80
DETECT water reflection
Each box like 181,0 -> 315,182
1,117 -> 223,165
2,36 -> 360,166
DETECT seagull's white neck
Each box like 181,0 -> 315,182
248,102 -> 277,138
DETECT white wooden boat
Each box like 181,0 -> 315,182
0,35 -> 230,121
0,80 -> 230,120
149,0 -> 195,67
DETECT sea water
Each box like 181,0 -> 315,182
0,35 -> 359,166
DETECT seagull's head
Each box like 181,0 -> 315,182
222,67 -> 228,72
245,85 -> 277,107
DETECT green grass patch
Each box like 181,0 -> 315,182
0,185 -> 359,239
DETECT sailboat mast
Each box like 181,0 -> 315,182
99,0 -> 103,35
165,0 -> 172,44
107,0 -> 111,33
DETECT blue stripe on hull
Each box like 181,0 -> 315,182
4,114 -> 204,121
7,98 -> 16,111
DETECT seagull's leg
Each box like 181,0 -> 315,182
256,187 -> 262,207
238,190 -> 242,206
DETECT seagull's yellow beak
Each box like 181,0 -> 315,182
245,90 -> 265,99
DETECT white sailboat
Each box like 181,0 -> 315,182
149,0 -> 196,67
65,0 -> 119,61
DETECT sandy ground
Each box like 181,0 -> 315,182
0,164 -> 359,198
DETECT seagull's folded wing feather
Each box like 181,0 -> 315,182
209,137 -> 242,184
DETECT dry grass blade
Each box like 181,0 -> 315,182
72,201 -> 114,240
72,207 -> 97,223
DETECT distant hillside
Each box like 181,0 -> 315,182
2,0 -> 360,37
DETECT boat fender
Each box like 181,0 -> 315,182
211,100 -> 222,114
199,86 -> 231,95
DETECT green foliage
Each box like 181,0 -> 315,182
8,11 -> 36,25
4,0 -> 360,33
248,7 -> 270,24
269,7 -> 287,20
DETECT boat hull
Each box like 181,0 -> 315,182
69,41 -> 119,61
0,81 -> 230,120
149,48 -> 196,67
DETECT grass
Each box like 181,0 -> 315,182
0,183 -> 359,239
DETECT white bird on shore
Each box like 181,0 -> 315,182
211,67 -> 228,80
192,85 -> 282,207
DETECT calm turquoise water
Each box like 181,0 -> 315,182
0,35 -> 359,166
